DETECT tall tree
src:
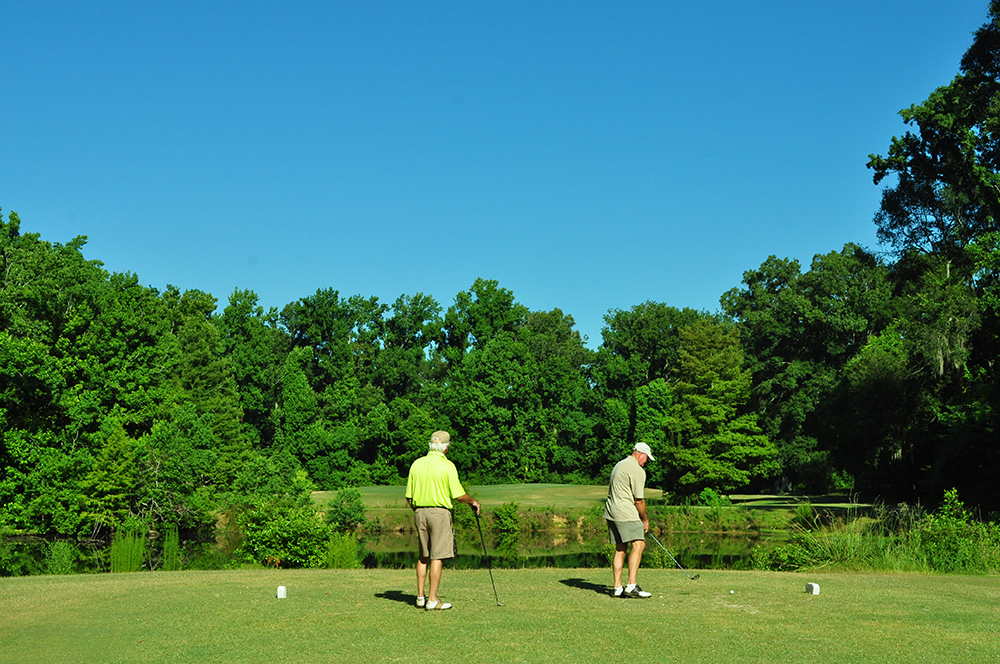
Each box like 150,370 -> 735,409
660,319 -> 778,495
591,303 -> 705,472
721,245 -> 893,491
217,289 -> 288,449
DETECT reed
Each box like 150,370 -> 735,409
109,530 -> 147,573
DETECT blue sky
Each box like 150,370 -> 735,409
0,1 -> 991,346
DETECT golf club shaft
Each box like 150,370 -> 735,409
474,511 -> 504,605
646,531 -> 700,580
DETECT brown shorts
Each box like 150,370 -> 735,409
415,507 -> 455,560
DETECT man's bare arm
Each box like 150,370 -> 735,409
455,493 -> 481,516
635,498 -> 649,532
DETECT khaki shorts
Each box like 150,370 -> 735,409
607,520 -> 644,546
415,507 -> 455,560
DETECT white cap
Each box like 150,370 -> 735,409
633,442 -> 655,461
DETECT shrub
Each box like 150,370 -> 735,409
750,490 -> 1000,574
916,489 -> 1000,573
697,488 -> 732,507
325,532 -> 361,569
231,499 -> 330,569
453,500 -> 478,534
324,488 -> 367,534
45,541 -> 79,575
492,502 -> 521,538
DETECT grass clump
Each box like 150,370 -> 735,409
161,525 -> 182,571
44,541 -> 79,575
109,529 -> 147,573
751,489 -> 1000,574
324,532 -> 361,569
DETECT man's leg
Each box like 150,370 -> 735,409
416,557 -> 429,598
428,559 -> 444,602
626,539 -> 645,586
612,543 -> 628,589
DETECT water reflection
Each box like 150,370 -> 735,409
362,528 -> 779,571
3,529 -> 785,575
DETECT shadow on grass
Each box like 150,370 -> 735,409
376,590 -> 417,606
559,577 -> 612,596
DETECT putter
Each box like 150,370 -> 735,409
474,511 -> 505,606
646,531 -> 700,580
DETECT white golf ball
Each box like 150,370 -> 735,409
730,590 -> 735,594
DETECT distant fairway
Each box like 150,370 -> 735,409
316,484 -> 655,512
2,568 -> 997,663
313,484 -> 862,513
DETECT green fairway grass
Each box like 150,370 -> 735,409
314,484 -> 664,512
2,568 -> 997,663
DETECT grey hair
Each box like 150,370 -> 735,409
429,430 -> 451,453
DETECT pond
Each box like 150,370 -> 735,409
2,528 -> 783,575
361,527 -> 783,571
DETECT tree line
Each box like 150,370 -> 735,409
4,1 -> 1000,552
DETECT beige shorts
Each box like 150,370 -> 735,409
415,507 -> 455,560
607,520 -> 644,546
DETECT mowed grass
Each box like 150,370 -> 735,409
315,484 -> 853,517
2,568 -> 998,664
314,484 -> 660,511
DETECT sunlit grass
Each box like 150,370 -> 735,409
2,568 -> 998,663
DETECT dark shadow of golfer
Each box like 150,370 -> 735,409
559,578 -> 612,596
376,590 -> 417,606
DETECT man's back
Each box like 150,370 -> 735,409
604,455 -> 645,522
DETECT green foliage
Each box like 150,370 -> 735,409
492,502 -> 522,539
751,490 -> 1000,573
161,525 -> 182,571
791,501 -> 817,529
696,487 -> 732,507
663,319 -> 779,494
45,540 -> 79,575
324,487 -> 367,533
230,499 -> 330,569
916,488 -> 1000,573
721,246 -> 893,493
324,532 -> 361,569
110,530 -> 147,573
82,419 -> 139,531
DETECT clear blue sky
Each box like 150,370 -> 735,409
0,1 -> 990,346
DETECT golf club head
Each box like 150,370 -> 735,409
691,574 -> 701,580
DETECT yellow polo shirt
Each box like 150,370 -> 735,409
405,450 -> 465,508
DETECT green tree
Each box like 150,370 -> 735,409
165,288 -> 249,485
662,320 -> 778,495
217,289 -> 288,450
81,418 -> 139,531
591,303 -> 703,474
721,245 -> 893,491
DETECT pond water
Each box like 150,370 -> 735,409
2,529 -> 786,575
361,528 -> 781,571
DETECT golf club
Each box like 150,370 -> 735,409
646,531 -> 700,580
474,511 -> 505,606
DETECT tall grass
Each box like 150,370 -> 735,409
45,541 -> 79,575
751,490 -> 1000,574
161,525 -> 182,571
109,530 -> 147,573
324,532 -> 361,569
